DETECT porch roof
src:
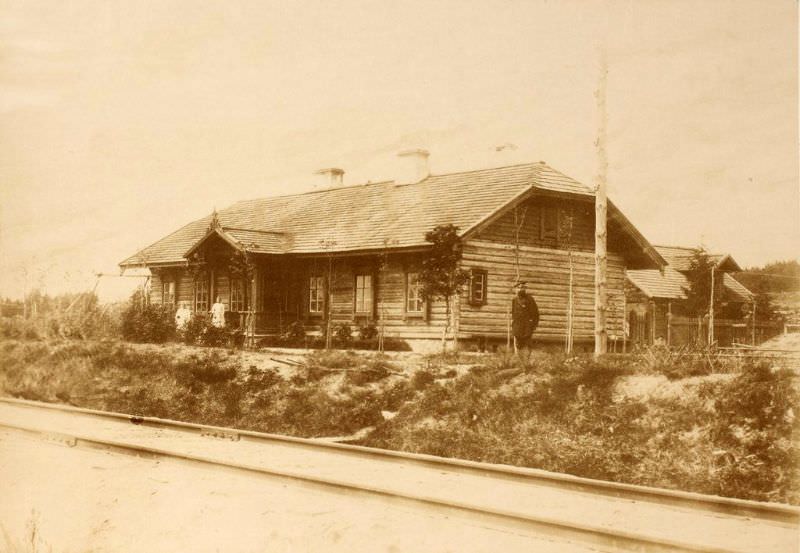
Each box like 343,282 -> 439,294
626,267 -> 689,300
119,161 -> 663,269
723,273 -> 754,302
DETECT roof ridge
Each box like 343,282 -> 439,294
653,244 -> 696,251
426,161 -> 543,179
222,226 -> 288,235
231,162 -> 551,205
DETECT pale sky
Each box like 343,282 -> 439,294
1,0 -> 797,301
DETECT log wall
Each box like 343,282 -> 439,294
289,254 -> 449,340
472,196 -> 596,252
459,240 -> 626,343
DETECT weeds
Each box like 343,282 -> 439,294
2,338 -> 797,504
0,339 -> 409,439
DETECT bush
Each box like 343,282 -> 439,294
2,293 -> 119,341
410,369 -> 435,391
333,323 -> 353,345
344,358 -> 394,386
283,321 -> 306,342
306,349 -> 357,369
701,361 -> 799,503
181,312 -> 231,347
120,291 -> 175,343
358,322 -> 378,340
0,317 -> 42,340
174,352 -> 237,385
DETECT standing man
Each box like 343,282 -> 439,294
511,281 -> 539,353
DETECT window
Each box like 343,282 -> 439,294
309,276 -> 324,314
469,269 -> 488,305
540,205 -> 558,242
354,274 -> 373,314
230,279 -> 246,312
194,278 -> 209,312
162,279 -> 175,309
406,272 -> 424,314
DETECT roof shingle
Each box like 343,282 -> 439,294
120,161 -> 653,268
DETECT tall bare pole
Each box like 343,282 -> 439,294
594,48 -> 609,357
708,265 -> 715,346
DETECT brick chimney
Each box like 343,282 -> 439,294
396,149 -> 430,184
314,168 -> 344,189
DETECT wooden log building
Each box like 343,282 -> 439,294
625,246 -> 754,347
119,151 -> 664,350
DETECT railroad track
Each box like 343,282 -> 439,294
0,396 -> 797,553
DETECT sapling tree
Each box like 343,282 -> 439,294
685,246 -> 717,317
419,224 -> 470,352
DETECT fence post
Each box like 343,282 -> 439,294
666,301 -> 672,347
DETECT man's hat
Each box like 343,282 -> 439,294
513,281 -> 528,289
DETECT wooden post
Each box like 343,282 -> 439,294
666,301 -> 672,347
751,300 -> 756,345
210,268 -> 216,310
453,293 -> 461,351
708,266 -> 715,346
326,255 -> 334,350
249,264 -> 259,348
594,49 -> 608,357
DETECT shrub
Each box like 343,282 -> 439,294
344,358 -> 394,386
306,349 -> 357,369
283,321 -> 306,342
120,292 -> 175,343
333,323 -> 353,345
0,317 -> 42,340
410,369 -> 436,391
181,312 -> 231,347
174,352 -> 237,385
182,312 -> 210,345
358,322 -> 378,340
701,361 -> 799,502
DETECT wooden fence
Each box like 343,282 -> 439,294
667,316 -> 782,347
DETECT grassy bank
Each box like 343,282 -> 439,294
0,338 -> 797,504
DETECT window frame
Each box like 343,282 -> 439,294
469,268 -> 488,306
405,271 -> 425,317
354,273 -> 374,316
308,275 -> 325,316
162,278 -> 176,309
230,278 -> 246,313
194,277 -> 210,313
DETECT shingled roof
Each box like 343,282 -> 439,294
627,246 -> 753,301
627,267 -> 689,300
120,161 -> 661,268
653,245 -> 742,272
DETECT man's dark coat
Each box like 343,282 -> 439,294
511,292 -> 540,338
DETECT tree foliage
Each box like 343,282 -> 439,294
419,224 -> 470,303
683,247 -> 716,317
419,224 -> 470,351
120,288 -> 175,343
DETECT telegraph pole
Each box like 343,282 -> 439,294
708,265 -> 715,346
594,49 -> 608,357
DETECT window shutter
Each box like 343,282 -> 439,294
469,269 -> 488,306
540,206 -> 558,242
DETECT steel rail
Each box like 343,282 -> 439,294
0,397 -> 800,532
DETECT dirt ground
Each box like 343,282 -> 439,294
0,429 -> 602,553
759,332 -> 800,351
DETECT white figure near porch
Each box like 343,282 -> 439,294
210,296 -> 226,328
